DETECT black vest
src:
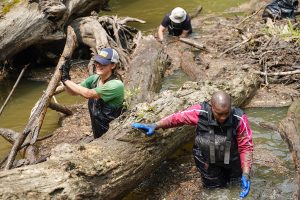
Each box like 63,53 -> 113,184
194,102 -> 244,165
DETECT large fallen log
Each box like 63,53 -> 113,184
0,0 -> 108,63
124,35 -> 170,106
278,100 -> 300,198
0,67 -> 259,199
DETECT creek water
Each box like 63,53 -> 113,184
0,0 -> 297,199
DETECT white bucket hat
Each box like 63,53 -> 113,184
169,7 -> 187,23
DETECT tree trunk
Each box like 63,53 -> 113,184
124,35 -> 170,107
278,100 -> 300,198
0,0 -> 108,63
0,67 -> 259,199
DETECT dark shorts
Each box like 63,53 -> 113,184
193,148 -> 242,188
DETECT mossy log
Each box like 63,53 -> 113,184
0,67 -> 259,199
278,100 -> 300,198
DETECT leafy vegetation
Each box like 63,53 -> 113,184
263,20 -> 300,44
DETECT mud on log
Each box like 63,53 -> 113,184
278,100 -> 300,198
0,67 -> 259,199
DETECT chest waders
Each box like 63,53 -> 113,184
168,21 -> 184,36
88,75 -> 123,138
193,102 -> 243,187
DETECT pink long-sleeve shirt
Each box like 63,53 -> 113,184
158,104 -> 254,173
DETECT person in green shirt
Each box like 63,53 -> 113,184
61,48 -> 124,138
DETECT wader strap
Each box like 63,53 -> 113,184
224,127 -> 232,164
209,128 -> 215,164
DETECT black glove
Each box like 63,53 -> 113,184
60,59 -> 71,83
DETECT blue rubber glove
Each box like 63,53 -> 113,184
240,174 -> 250,198
131,123 -> 157,136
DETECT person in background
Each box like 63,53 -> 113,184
60,47 -> 124,139
132,91 -> 253,199
158,7 -> 193,43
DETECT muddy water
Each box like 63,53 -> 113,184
0,79 -> 84,158
105,0 -> 248,32
198,107 -> 296,199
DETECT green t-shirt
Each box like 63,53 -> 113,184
80,74 -> 124,107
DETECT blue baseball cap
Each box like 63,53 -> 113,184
95,48 -> 119,65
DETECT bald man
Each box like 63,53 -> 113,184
132,91 -> 253,198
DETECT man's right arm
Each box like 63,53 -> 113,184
156,104 -> 201,129
132,104 -> 201,136
158,25 -> 166,42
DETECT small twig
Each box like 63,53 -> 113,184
219,37 -> 251,57
0,65 -> 28,116
236,6 -> 264,27
264,62 -> 269,85
190,5 -> 203,19
118,17 -> 146,25
52,96 -> 58,104
254,69 -> 300,76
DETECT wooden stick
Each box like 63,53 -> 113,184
5,26 -> 78,170
118,17 -> 146,25
179,38 -> 205,50
48,102 -> 73,115
254,69 -> 300,76
0,65 -> 28,116
52,96 -> 58,104
219,37 -> 251,57
264,63 -> 269,85
0,128 -> 18,144
190,5 -> 203,19
236,6 -> 264,27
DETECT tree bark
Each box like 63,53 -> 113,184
278,100 -> 300,198
4,26 -> 78,170
0,67 -> 259,199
